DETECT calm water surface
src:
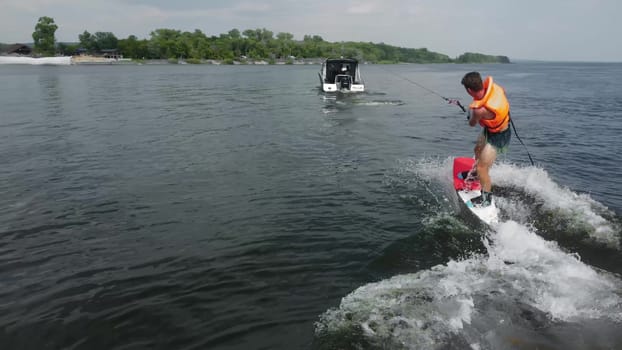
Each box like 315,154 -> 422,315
0,63 -> 621,349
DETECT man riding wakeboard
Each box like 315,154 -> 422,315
461,71 -> 512,207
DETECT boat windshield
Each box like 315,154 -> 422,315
325,60 -> 357,83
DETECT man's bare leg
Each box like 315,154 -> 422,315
477,143 -> 497,192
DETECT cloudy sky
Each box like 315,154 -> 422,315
1,0 -> 620,62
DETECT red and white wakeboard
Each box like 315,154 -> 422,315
453,157 -> 499,226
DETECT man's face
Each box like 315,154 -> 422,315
466,87 -> 484,100
466,87 -> 477,98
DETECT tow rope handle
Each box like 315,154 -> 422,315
445,98 -> 467,113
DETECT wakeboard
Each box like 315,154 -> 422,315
453,157 -> 499,226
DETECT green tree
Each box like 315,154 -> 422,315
93,32 -> 118,51
59,25 -> 511,63
228,29 -> 241,39
77,31 -> 117,53
118,35 -> 150,59
456,52 -> 509,63
32,16 -> 58,55
118,35 -> 137,57
276,32 -> 295,58
79,30 -> 95,51
149,28 -> 182,58
242,29 -> 257,41
57,42 -> 78,56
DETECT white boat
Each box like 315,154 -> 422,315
0,56 -> 72,65
318,58 -> 364,92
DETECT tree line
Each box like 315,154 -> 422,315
15,16 -> 510,64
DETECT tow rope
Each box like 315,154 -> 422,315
395,74 -> 467,112
508,113 -> 535,166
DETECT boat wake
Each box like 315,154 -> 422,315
314,158 -> 622,349
321,94 -> 405,114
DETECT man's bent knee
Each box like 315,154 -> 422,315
479,144 -> 497,166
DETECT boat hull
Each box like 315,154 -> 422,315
321,83 -> 365,93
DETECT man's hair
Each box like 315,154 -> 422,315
461,72 -> 483,91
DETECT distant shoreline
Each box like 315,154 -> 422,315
1,55 -> 518,66
69,57 -> 512,66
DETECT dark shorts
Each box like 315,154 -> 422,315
484,127 -> 511,153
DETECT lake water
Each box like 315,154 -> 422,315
1,62 -> 621,349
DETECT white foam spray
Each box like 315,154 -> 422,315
316,158 -> 622,349
492,162 -> 620,247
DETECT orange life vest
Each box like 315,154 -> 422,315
469,76 -> 510,133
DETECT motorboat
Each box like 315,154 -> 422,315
318,58 -> 364,92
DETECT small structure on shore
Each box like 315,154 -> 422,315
72,48 -> 131,64
3,43 -> 32,56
